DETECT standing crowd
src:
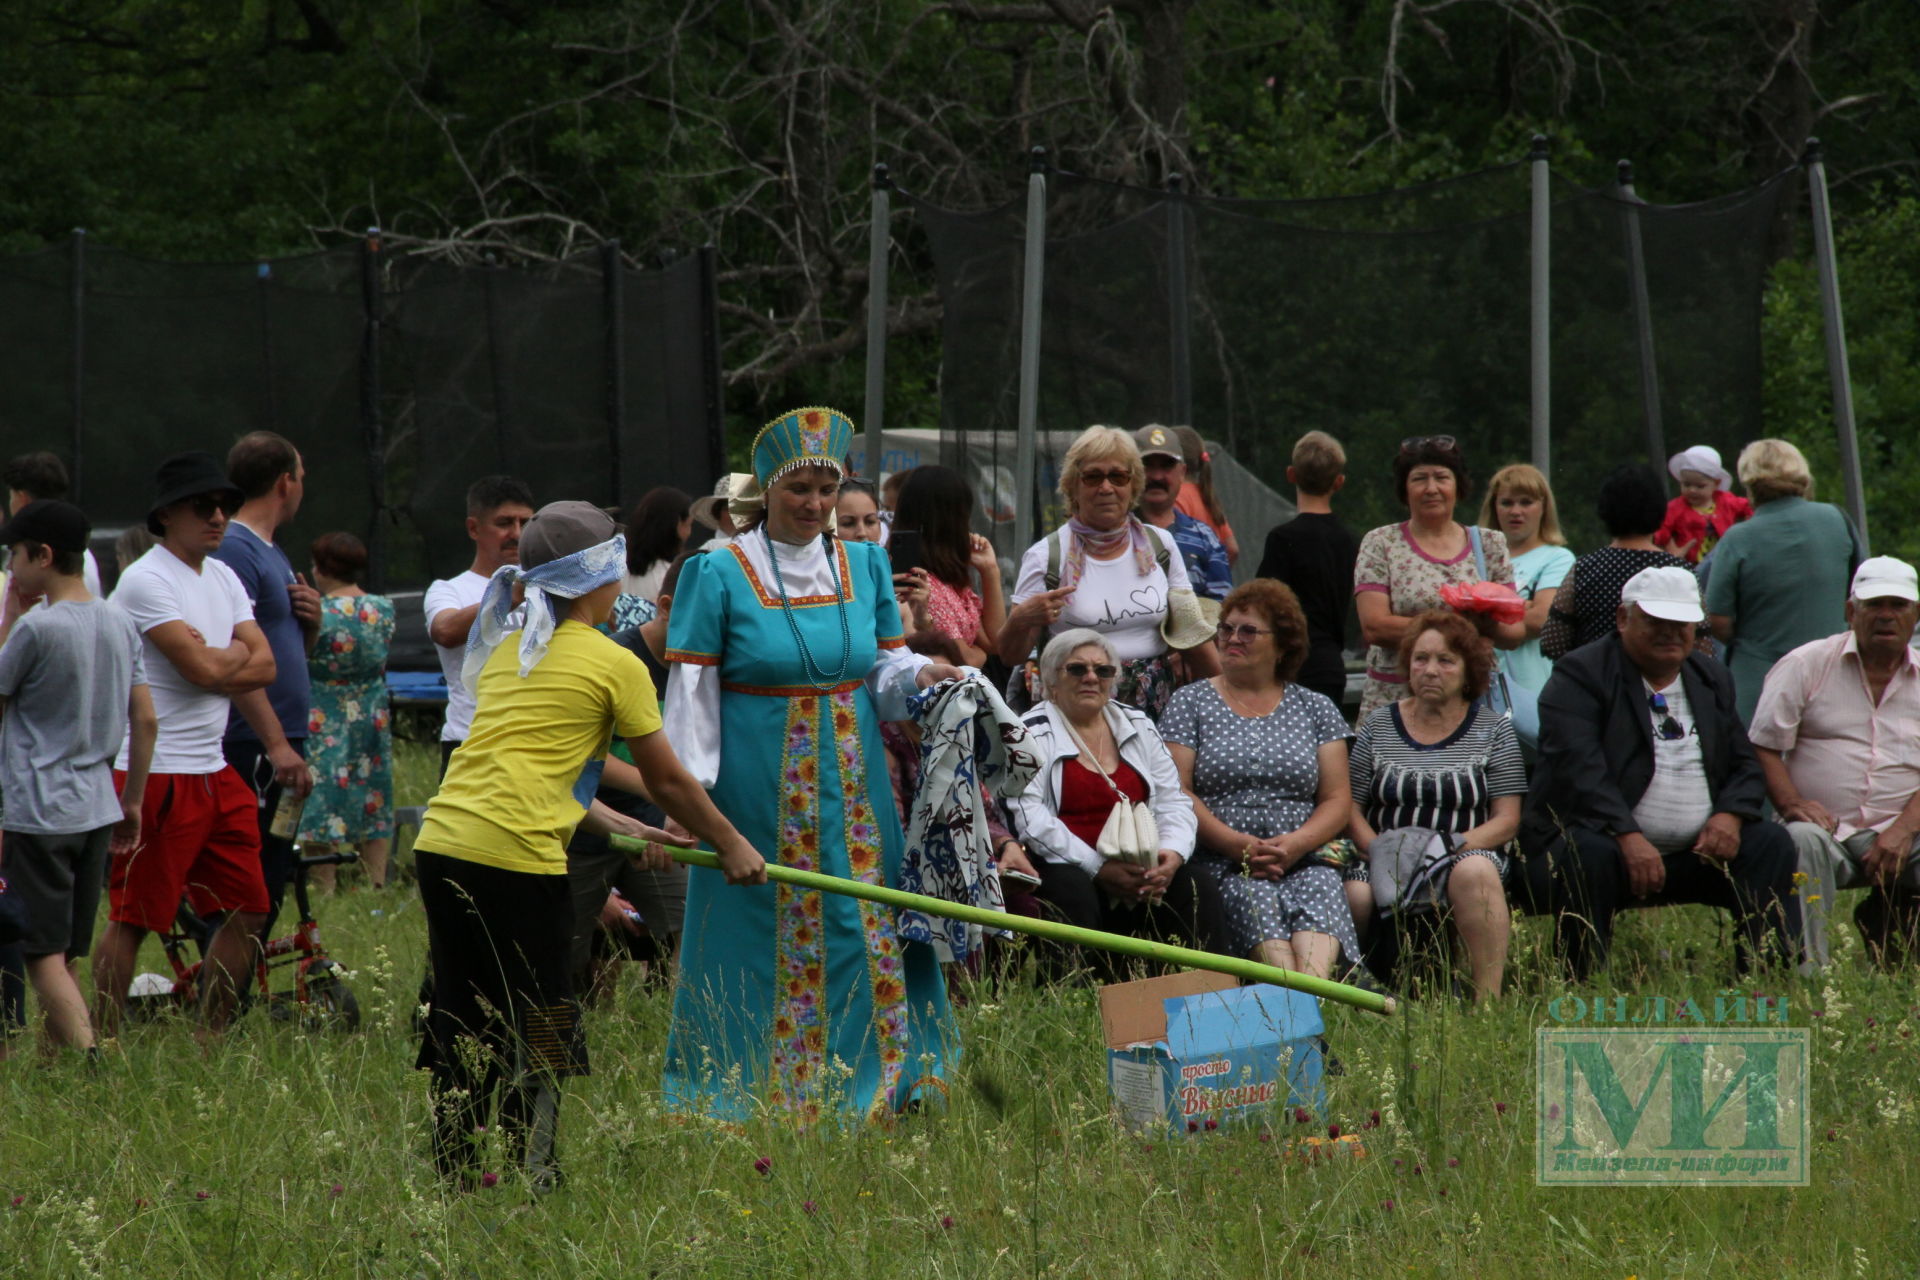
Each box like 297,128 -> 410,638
0,415 -> 1914,1191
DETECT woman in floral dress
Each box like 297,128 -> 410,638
299,532 -> 396,889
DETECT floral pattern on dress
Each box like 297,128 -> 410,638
299,595 -> 395,843
830,688 -> 910,1117
1352,523 -> 1513,723
923,576 -> 982,647
771,696 -> 828,1123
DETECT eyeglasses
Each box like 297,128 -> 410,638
1399,435 -> 1459,455
1063,661 -> 1118,680
1215,623 -> 1274,642
1077,469 -> 1133,491
185,494 -> 237,521
1648,691 -> 1686,741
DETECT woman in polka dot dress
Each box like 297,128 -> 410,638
1160,579 -> 1366,982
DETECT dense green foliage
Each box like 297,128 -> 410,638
0,1 -> 1915,530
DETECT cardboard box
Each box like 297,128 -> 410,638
1098,970 -> 1325,1136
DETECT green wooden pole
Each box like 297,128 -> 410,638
610,837 -> 1395,1016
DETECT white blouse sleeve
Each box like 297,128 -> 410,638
1008,760 -> 1106,879
663,661 -> 723,788
867,645 -> 932,721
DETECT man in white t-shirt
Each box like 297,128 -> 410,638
1519,566 -> 1799,979
425,475 -> 534,775
3,450 -> 102,598
94,452 -> 282,1036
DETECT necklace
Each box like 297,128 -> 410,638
766,532 -> 853,691
1216,677 -> 1282,718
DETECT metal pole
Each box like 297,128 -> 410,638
697,245 -> 726,485
359,227 -> 387,589
70,228 -> 85,503
257,262 -> 279,432
1165,172 -> 1193,428
1013,147 -> 1049,557
1803,138 -> 1869,554
1616,161 -> 1667,471
616,839 -> 1396,1016
602,239 -> 626,510
1529,135 -> 1552,477
862,164 -> 892,481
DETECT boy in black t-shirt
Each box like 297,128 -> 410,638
1257,431 -> 1360,709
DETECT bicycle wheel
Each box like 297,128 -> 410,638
301,967 -> 362,1033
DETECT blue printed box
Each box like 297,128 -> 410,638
1098,970 -> 1325,1137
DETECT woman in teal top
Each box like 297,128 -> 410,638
661,407 -> 963,1124
1704,439 -> 1864,723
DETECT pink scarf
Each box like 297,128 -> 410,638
1059,516 -> 1156,592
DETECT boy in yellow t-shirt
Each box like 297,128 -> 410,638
414,501 -> 763,1191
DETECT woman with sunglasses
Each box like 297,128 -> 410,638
1005,628 -> 1222,978
998,426 -> 1219,720
1353,436 -> 1523,724
1161,580 -> 1365,984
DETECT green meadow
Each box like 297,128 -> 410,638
3,742 -> 1917,1278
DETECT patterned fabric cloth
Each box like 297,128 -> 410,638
1058,516 -> 1156,592
1352,522 -> 1513,722
299,595 -> 395,843
895,674 -> 1040,962
1541,546 -> 1691,658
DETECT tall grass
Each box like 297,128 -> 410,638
2,742 -> 1915,1277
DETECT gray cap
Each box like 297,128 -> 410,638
1132,424 -> 1182,462
519,500 -> 617,569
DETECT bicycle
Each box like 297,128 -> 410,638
127,850 -> 362,1031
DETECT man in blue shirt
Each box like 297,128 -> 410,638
212,431 -> 319,934
1133,424 -> 1231,600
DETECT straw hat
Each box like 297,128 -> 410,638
692,473 -> 757,531
1160,587 -> 1221,651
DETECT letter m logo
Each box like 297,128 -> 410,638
1534,1028 -> 1808,1186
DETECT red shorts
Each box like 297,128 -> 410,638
108,767 -> 269,931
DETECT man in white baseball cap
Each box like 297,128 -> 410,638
1515,565 -> 1799,979
1749,554 -> 1920,967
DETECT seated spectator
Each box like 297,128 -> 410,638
1007,628 -> 1221,978
1346,610 -> 1522,1001
1257,430 -> 1359,709
1161,580 -> 1362,983
1519,567 -> 1799,978
1541,464 -> 1689,660
298,532 -> 396,892
1655,445 -> 1751,564
1750,556 -> 1920,968
1135,426 -> 1232,601
0,500 -> 156,1056
1706,438 -> 1864,724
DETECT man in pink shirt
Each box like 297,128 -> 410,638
1750,556 -> 1920,968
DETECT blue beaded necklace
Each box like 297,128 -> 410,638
766,530 -> 853,691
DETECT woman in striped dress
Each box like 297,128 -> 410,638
1347,610 -> 1525,1002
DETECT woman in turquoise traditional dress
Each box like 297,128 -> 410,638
662,407 -> 964,1124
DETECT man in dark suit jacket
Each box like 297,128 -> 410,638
1515,566 -> 1799,978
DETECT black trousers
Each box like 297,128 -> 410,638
1033,858 -> 1226,983
1515,821 -> 1801,980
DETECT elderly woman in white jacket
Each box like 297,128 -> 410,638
1004,628 -> 1224,977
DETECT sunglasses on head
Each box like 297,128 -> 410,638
1648,691 -> 1686,741
1399,435 -> 1460,455
1064,661 -> 1118,680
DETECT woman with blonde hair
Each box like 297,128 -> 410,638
1478,463 -> 1575,693
1705,438 -> 1864,723
998,425 -> 1219,718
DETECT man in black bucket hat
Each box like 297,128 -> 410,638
94,452 -> 280,1037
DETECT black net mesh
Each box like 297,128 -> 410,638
905,163 -> 1789,555
0,240 -> 721,608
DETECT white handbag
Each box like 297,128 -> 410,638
1062,717 -> 1160,868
